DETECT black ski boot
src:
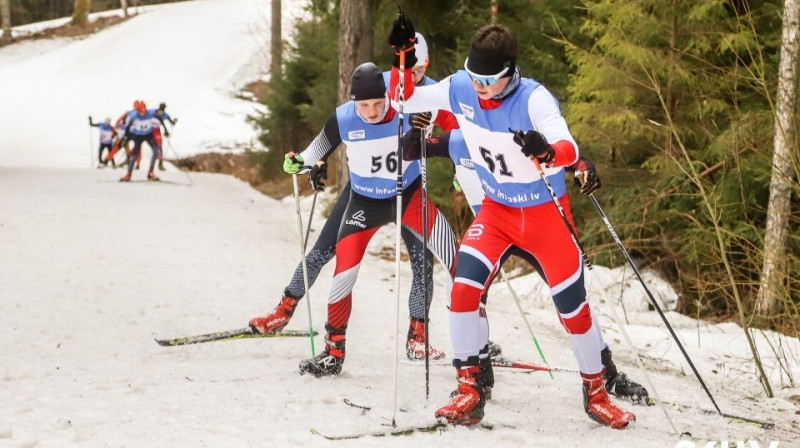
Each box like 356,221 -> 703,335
602,346 -> 649,404
299,326 -> 345,377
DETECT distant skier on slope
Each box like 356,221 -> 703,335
249,33 -> 463,363
88,116 -> 116,168
387,16 -> 635,428
119,101 -> 165,182
153,102 -> 178,171
402,123 -> 650,405
105,101 -> 140,167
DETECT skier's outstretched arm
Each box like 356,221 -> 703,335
293,113 -> 342,167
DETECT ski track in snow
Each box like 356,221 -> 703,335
0,1 -> 799,447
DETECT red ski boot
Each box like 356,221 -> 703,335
582,371 -> 636,429
435,363 -> 486,425
119,171 -> 132,182
249,296 -> 299,334
406,318 -> 446,360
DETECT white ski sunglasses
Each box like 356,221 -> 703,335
464,58 -> 510,86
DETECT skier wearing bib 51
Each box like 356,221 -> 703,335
282,62 -> 459,377
387,15 -> 635,429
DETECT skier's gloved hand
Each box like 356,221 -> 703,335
388,12 -> 416,52
512,129 -> 555,164
401,128 -> 423,160
409,112 -> 432,131
569,157 -> 601,196
308,161 -> 328,191
172,118 -> 179,124
88,116 -> 92,125
164,130 -> 171,137
283,152 -> 305,174
388,12 -> 417,68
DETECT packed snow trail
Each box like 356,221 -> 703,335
0,167 -> 798,447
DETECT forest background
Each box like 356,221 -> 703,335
254,0 -> 800,346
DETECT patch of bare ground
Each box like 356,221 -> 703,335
237,80 -> 271,102
171,152 -> 315,200
0,15 -> 129,48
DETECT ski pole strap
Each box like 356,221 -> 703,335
452,355 -> 480,369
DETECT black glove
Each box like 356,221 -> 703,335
308,162 -> 328,191
409,112 -> 432,131
569,157 -> 601,196
88,116 -> 93,125
388,12 -> 417,68
512,129 -> 555,164
388,11 -> 415,51
164,130 -> 171,137
401,128 -> 423,160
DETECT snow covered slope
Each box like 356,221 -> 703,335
0,0 -> 305,168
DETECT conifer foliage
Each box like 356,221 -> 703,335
253,0 -> 799,337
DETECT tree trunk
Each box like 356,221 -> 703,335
0,0 -> 11,42
336,0 -> 372,193
72,0 -> 90,26
757,0 -> 800,315
270,0 -> 282,76
120,0 -> 128,18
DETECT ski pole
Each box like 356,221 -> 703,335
165,135 -> 194,186
304,189 -> 319,252
419,119 -> 431,399
88,123 -> 94,168
587,191 -> 722,414
292,167 -> 316,357
497,267 -> 553,379
392,10 -> 408,426
530,157 -> 682,432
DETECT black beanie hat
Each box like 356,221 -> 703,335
350,62 -> 386,101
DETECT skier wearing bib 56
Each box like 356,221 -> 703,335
249,33 -> 460,362
282,62 -> 459,377
387,16 -> 635,428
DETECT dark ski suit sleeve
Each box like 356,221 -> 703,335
298,113 -> 342,165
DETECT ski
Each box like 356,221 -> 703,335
401,357 -> 579,374
310,422 -> 495,440
343,398 -> 371,413
647,399 -> 774,429
155,327 -> 316,346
